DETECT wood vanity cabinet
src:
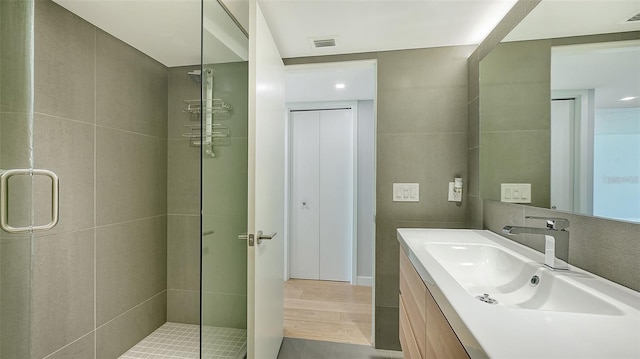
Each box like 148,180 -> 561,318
399,248 -> 470,359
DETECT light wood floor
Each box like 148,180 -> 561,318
284,279 -> 373,346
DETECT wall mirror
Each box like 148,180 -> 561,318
479,0 -> 640,223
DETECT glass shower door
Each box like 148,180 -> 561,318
200,0 -> 249,357
0,0 -> 35,356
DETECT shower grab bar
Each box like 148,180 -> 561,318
0,169 -> 59,233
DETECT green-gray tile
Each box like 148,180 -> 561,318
34,0 -> 95,123
167,289 -> 199,325
0,237 -> 31,359
480,40 -> 551,85
201,214 -> 247,295
33,114 -> 94,236
96,127 -> 167,225
480,82 -> 550,132
480,130 -> 550,207
377,86 -> 467,135
374,306 -> 401,351
0,0 -> 33,112
32,229 -> 95,359
168,66 -> 201,140
167,215 -> 200,291
95,29 -> 167,138
96,291 -> 166,359
96,216 -> 167,326
44,332 -> 95,359
167,139 -> 200,215
376,132 -> 467,222
377,46 -> 474,91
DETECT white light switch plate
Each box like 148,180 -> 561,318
501,183 -> 531,203
393,183 -> 419,202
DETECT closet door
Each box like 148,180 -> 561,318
290,108 -> 354,282
290,111 -> 320,279
319,109 -> 353,281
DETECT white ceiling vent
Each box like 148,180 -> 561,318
626,12 -> 640,22
310,37 -> 337,49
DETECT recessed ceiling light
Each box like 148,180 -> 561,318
620,96 -> 638,101
335,83 -> 345,89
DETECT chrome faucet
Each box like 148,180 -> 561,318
502,216 -> 570,270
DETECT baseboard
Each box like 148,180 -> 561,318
356,276 -> 373,286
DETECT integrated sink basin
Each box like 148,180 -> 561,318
397,228 -> 640,359
424,242 -> 624,316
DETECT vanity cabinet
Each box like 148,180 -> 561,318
399,248 -> 469,359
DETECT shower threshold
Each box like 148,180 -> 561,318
120,322 -> 247,359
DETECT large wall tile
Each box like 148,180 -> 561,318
376,133 -> 467,222
167,215 -> 200,291
374,306 -> 400,351
44,332 -> 95,359
167,289 -> 199,325
32,229 -> 95,359
0,0 -> 33,112
480,130 -> 550,207
0,237 -> 31,359
96,127 -> 167,225
167,139 -> 199,215
168,66 -> 200,140
96,216 -> 167,326
34,114 -> 94,236
202,138 -> 248,218
377,86 -> 468,135
34,0 -> 95,123
377,46 -> 474,91
96,292 -> 166,359
95,30 -> 167,138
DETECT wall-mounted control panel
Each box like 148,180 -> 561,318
501,183 -> 531,203
393,183 -> 419,202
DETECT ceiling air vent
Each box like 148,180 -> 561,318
313,38 -> 336,48
626,12 -> 640,22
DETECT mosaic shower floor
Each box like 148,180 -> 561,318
120,322 -> 247,359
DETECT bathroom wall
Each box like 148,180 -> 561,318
167,62 -> 249,329
285,45 -> 474,350
28,1 -> 168,358
467,0 -> 640,293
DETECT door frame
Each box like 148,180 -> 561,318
285,101 -> 359,285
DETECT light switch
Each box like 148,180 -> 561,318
393,183 -> 419,202
501,183 -> 532,203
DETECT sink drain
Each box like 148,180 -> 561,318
475,293 -> 498,305
530,275 -> 540,286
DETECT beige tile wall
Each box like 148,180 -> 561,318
27,1 -> 169,358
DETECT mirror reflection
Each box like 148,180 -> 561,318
479,1 -> 640,223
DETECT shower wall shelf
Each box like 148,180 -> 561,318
182,68 -> 232,158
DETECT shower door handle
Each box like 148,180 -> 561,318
0,169 -> 60,233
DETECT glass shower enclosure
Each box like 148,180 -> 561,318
199,0 -> 249,357
0,0 -> 249,357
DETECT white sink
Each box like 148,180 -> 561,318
424,242 -> 624,316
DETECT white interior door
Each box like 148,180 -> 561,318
319,109 -> 353,281
289,108 -> 353,282
247,1 -> 285,358
290,111 -> 320,280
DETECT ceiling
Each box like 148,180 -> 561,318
53,0 -> 518,67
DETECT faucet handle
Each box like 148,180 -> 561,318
525,216 -> 569,230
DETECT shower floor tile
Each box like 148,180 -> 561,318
119,322 -> 247,359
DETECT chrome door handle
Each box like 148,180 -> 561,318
0,169 -> 59,233
257,230 -> 277,245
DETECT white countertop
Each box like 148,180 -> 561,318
397,228 -> 640,359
